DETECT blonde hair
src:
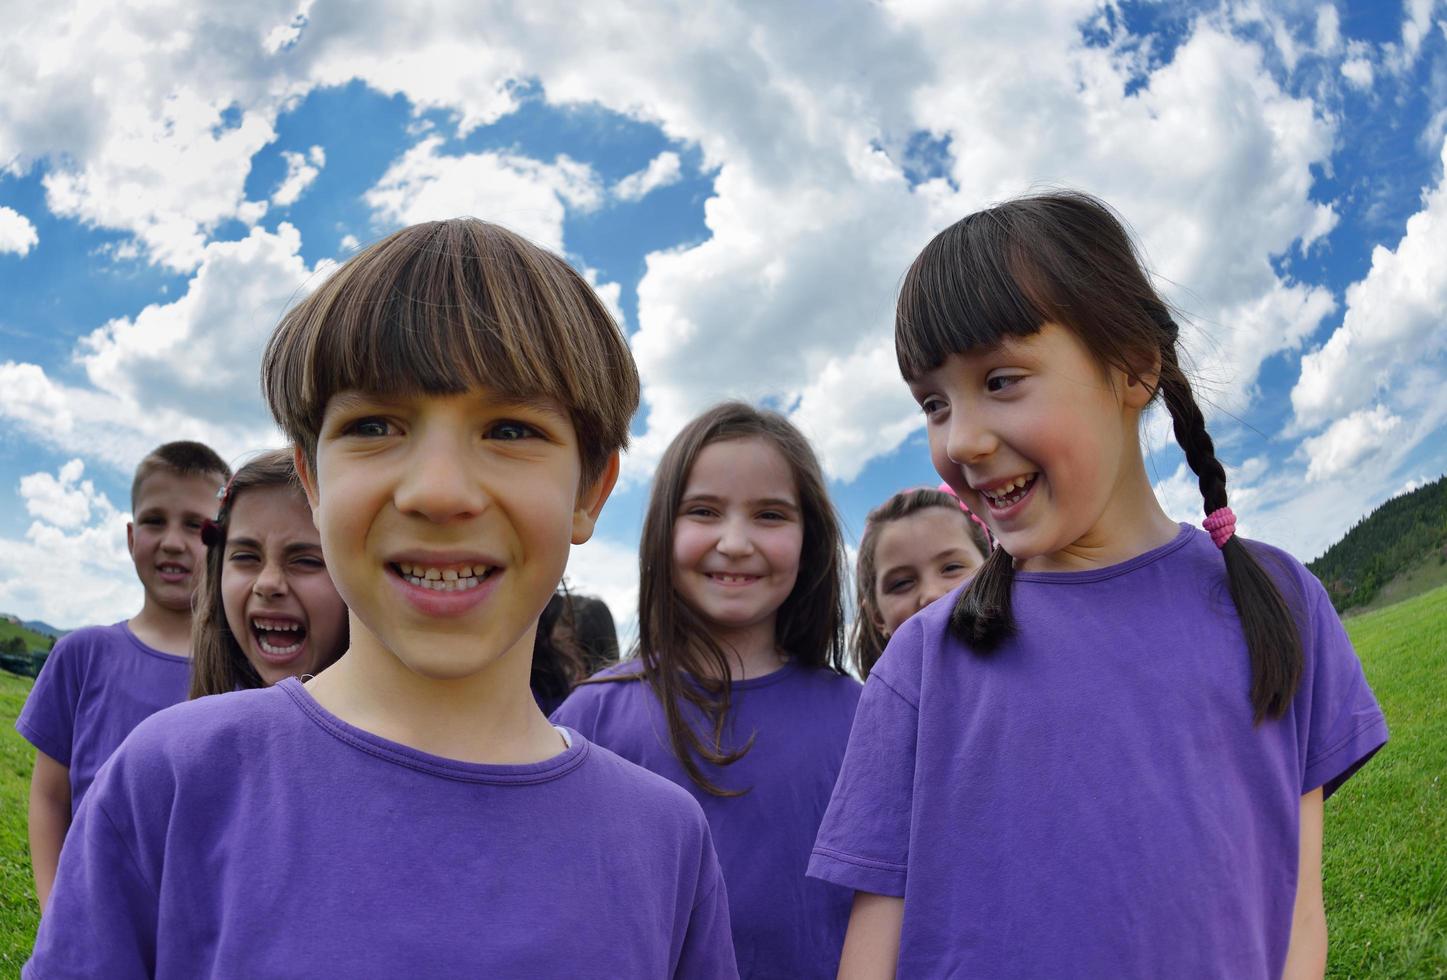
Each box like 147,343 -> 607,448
261,219 -> 640,487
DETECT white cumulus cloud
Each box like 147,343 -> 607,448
1301,405 -> 1403,481
0,205 -> 38,255
614,151 -> 683,202
272,144 -> 325,206
365,137 -> 604,252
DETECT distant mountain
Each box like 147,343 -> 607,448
21,619 -> 68,638
1307,476 -> 1447,614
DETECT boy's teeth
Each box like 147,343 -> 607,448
398,562 -> 490,591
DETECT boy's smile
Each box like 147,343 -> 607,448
302,386 -> 613,683
127,470 -> 223,612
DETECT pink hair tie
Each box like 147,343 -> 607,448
1203,507 -> 1236,549
937,481 -> 994,546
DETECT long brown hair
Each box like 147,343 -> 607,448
851,487 -> 988,679
895,191 -> 1302,723
188,450 -> 348,698
620,401 -> 847,795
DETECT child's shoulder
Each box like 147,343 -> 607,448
47,621 -> 129,655
107,686 -> 295,779
579,736 -> 701,807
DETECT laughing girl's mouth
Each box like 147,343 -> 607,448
251,618 -> 307,657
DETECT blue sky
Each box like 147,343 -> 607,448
1,0 -> 1445,633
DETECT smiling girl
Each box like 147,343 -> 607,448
809,192 -> 1387,978
553,401 -> 861,978
851,486 -> 990,678
190,450 -> 349,698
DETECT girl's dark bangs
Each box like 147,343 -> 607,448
895,216 -> 1046,380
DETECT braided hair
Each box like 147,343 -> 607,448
895,191 -> 1302,722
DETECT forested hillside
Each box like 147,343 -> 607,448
1307,476 -> 1447,614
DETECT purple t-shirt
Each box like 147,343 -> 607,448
27,679 -> 737,979
15,621 -> 190,815
808,526 -> 1388,978
553,660 -> 862,979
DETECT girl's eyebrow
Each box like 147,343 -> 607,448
681,493 -> 799,510
226,537 -> 322,555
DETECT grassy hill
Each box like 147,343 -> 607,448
0,588 -> 1441,974
1308,476 -> 1447,615
0,621 -> 50,655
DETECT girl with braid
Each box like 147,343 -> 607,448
809,192 -> 1387,979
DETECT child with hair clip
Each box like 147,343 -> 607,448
29,219 -> 736,977
553,401 -> 862,979
851,486 -> 990,678
810,192 -> 1388,979
189,449 -> 349,698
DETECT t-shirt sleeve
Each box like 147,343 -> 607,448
15,633 -> 84,765
24,739 -> 162,978
673,832 -> 738,979
1297,577 -> 1388,799
807,631 -> 921,897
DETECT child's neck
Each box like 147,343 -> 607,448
128,599 -> 194,657
305,632 -> 565,766
705,619 -> 787,681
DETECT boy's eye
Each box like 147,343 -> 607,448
919,397 -> 946,419
346,417 -> 392,438
488,420 -> 538,441
986,374 -> 1022,393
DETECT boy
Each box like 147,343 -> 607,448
28,220 -> 738,977
17,440 -> 229,909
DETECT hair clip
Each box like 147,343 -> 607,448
216,476 -> 237,509
200,519 -> 224,548
1203,507 -> 1236,549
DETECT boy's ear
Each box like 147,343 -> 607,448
293,447 -> 320,519
125,521 -> 136,557
572,452 -> 621,545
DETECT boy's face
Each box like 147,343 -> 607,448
127,470 -> 223,613
301,385 -> 616,683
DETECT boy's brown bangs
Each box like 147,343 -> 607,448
895,212 -> 1049,381
265,220 -> 638,478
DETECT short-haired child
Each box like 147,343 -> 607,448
16,439 -> 229,910
810,192 -> 1388,978
553,401 -> 861,978
29,220 -> 736,977
851,486 -> 990,678
189,448 -> 348,698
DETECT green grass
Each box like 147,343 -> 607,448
0,590 -> 1441,974
1325,585 -> 1447,978
1348,553 -> 1447,619
0,671 -> 38,975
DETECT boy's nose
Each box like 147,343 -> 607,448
394,444 -> 486,523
